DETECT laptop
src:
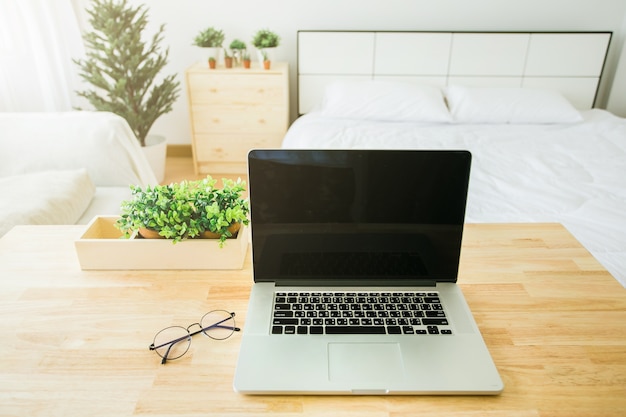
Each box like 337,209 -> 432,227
233,149 -> 503,395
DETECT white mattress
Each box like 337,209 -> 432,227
282,109 -> 626,287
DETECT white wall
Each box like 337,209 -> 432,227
123,0 -> 626,144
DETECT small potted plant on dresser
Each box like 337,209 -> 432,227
252,28 -> 280,70
242,51 -> 251,69
193,26 -> 225,68
223,49 -> 233,68
229,39 -> 247,66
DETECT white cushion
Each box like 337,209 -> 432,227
320,80 -> 452,123
446,85 -> 583,124
0,169 -> 96,236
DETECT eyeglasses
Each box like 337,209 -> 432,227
149,310 -> 240,364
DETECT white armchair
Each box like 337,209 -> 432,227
0,111 -> 158,236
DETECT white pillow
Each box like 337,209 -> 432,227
320,80 -> 452,123
0,169 -> 96,237
445,86 -> 583,124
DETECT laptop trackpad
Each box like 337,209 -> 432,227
328,342 -> 404,384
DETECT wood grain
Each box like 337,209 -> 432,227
0,223 -> 624,416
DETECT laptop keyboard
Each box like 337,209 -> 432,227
271,291 -> 452,336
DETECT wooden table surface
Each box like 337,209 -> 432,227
0,223 -> 624,416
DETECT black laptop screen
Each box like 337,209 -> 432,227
247,150 -> 471,285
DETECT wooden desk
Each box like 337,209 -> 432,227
0,223 -> 624,416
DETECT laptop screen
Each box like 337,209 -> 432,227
247,150 -> 471,286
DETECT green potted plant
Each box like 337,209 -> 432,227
193,26 -> 225,66
223,49 -> 233,68
252,29 -> 280,69
74,0 -> 180,148
229,39 -> 247,66
242,51 -> 251,69
73,0 -> 180,183
115,176 -> 249,246
198,177 -> 250,245
208,56 -> 217,69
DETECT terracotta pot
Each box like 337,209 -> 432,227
201,222 -> 241,239
208,60 -> 216,69
138,228 -> 164,239
243,59 -> 251,69
224,57 -> 233,68
263,60 -> 271,70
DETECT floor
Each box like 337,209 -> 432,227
163,156 -> 249,190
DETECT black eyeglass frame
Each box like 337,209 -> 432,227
149,310 -> 241,364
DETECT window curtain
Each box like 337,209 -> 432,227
0,0 -> 86,112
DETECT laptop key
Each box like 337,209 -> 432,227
325,326 -> 386,334
422,318 -> 448,325
387,326 -> 402,334
273,318 -> 298,325
297,326 -> 308,335
271,326 -> 283,334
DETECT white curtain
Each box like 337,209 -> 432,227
0,0 -> 86,112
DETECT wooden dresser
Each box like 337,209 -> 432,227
185,62 -> 289,174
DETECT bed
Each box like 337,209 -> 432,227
284,31 -> 626,287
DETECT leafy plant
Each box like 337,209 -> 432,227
229,39 -> 246,65
198,178 -> 249,245
229,39 -> 246,51
193,27 -> 225,47
115,176 -> 249,246
252,29 -> 280,49
74,0 -> 180,147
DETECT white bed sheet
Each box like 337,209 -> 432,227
282,109 -> 626,287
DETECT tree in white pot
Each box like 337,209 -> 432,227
74,0 -> 180,180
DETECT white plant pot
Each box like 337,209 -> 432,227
141,134 -> 167,183
200,47 -> 220,66
255,47 -> 276,69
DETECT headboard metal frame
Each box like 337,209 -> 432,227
297,31 -> 612,114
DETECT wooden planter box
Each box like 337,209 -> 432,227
74,216 -> 248,270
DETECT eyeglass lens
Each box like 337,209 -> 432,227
201,310 -> 237,340
152,326 -> 192,361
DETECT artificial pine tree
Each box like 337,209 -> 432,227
74,0 -> 180,146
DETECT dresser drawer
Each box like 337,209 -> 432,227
190,104 -> 287,134
194,133 -> 284,161
187,73 -> 286,105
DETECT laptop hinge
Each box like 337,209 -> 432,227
273,279 -> 437,287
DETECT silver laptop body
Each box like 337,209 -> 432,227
234,150 -> 503,395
